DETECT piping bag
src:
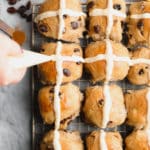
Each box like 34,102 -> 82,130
0,19 -> 52,68
8,50 -> 55,69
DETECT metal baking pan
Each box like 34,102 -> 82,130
31,1 -> 147,149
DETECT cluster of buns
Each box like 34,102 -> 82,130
34,0 -> 150,149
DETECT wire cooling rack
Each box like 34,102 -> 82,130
31,1 -> 147,150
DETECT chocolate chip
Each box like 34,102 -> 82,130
49,88 -> 54,93
20,13 -> 27,18
83,31 -> 88,37
138,69 -> 144,75
76,61 -> 82,65
93,25 -> 100,33
59,92 -> 61,96
61,115 -> 73,124
122,33 -> 129,45
63,14 -> 68,19
74,48 -> 80,53
129,34 -> 132,38
17,5 -> 27,14
40,49 -> 45,52
63,68 -> 71,77
113,4 -> 122,10
39,24 -> 48,32
71,22 -> 78,30
86,19 -> 90,29
78,17 -> 82,21
98,99 -> 104,106
107,121 -> 113,126
87,1 -> 94,10
137,20 -> 143,29
7,7 -> 17,14
26,14 -> 32,22
145,66 -> 149,69
26,1 -> 31,10
121,22 -> 128,32
8,0 -> 17,5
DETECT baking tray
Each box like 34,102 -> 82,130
31,1 -> 147,150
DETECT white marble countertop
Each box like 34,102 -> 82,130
0,0 -> 44,150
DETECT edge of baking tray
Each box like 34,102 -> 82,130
30,1 -> 142,149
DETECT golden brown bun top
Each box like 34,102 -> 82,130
125,130 -> 149,150
129,1 -> 150,15
85,41 -> 129,58
86,131 -> 123,150
125,88 -> 149,129
38,83 -> 83,129
87,0 -> 126,13
83,84 -> 126,128
41,130 -> 83,150
39,0 -> 82,13
131,47 -> 150,59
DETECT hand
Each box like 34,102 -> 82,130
0,33 -> 26,86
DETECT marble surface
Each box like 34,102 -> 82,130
0,0 -> 44,150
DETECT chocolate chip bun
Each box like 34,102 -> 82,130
86,130 -> 123,150
85,41 -> 129,82
127,1 -> 150,47
35,0 -> 86,42
41,130 -> 84,150
38,83 -> 83,129
125,88 -> 150,129
87,0 -> 126,42
38,42 -> 83,84
83,85 -> 126,128
125,130 -> 150,150
127,47 -> 150,85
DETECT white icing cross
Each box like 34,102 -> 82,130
35,0 -> 86,40
100,130 -> 107,150
89,0 -> 126,38
53,41 -> 63,150
38,42 -> 150,150
35,1 -> 150,150
130,2 -> 150,19
130,13 -> 150,19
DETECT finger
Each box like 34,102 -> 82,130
10,68 -> 26,84
0,67 -> 26,86
0,33 -> 22,56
